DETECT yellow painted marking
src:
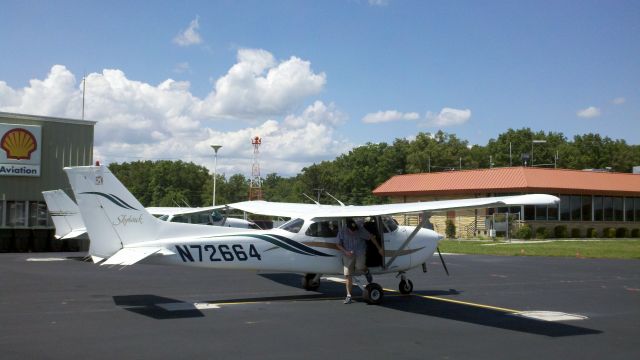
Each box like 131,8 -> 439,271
414,294 -> 519,313
379,285 -> 519,313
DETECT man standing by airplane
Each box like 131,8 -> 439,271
336,218 -> 383,304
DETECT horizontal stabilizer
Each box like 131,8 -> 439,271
60,228 -> 87,240
101,247 -> 167,266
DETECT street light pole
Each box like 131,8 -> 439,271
531,140 -> 546,167
211,145 -> 222,206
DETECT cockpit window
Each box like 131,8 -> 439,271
280,218 -> 304,233
210,210 -> 223,222
382,216 -> 398,233
305,220 -> 339,238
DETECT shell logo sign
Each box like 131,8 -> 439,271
0,123 -> 42,177
1,128 -> 38,160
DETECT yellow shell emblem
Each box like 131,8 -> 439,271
1,128 -> 38,160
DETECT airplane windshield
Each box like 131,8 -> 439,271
280,218 -> 304,233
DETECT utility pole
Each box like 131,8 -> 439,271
211,145 -> 222,206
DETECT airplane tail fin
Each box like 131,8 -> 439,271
64,165 -> 163,260
42,190 -> 87,239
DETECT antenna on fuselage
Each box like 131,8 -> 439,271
324,191 -> 345,206
302,193 -> 320,205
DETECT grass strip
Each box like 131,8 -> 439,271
438,239 -> 640,259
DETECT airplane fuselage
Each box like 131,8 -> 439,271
140,223 -> 441,275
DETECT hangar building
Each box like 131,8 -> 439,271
373,167 -> 640,238
0,112 -> 94,251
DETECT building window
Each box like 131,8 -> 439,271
594,196 -> 603,221
560,195 -> 570,221
582,195 -> 592,221
613,197 -> 623,221
29,201 -> 49,227
524,205 -> 535,220
635,198 -> 640,222
625,197 -> 634,222
547,203 -> 558,221
535,205 -> 547,220
6,201 -> 26,226
0,200 -> 4,227
570,195 -> 582,221
603,197 -> 613,221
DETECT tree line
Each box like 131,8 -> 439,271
109,128 -> 640,207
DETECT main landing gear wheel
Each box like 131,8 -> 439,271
399,279 -> 414,295
302,273 -> 320,291
363,283 -> 384,305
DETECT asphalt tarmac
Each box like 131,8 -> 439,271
1,252 -> 638,360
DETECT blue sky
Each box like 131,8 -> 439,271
0,0 -> 638,175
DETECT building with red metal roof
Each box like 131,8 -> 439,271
373,167 -> 640,238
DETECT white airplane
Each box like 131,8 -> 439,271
42,190 -> 257,240
64,165 -> 559,304
43,189 -> 88,240
145,207 -> 259,229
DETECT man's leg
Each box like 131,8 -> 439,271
356,254 -> 372,283
343,255 -> 355,303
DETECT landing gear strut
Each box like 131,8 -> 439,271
302,273 -> 321,291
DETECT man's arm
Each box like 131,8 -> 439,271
336,229 -> 353,256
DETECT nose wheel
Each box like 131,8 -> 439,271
399,279 -> 413,294
397,272 -> 413,294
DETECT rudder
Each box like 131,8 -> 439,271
64,165 -> 162,259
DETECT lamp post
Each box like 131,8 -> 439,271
531,140 -> 546,167
211,145 -> 222,206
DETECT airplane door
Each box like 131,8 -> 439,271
364,217 -> 385,269
376,216 -> 386,269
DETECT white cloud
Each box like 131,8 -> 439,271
0,56 -> 344,176
368,0 -> 390,6
173,16 -> 203,46
425,107 -> 471,127
200,49 -> 326,118
361,110 -> 419,124
612,97 -> 626,105
577,106 -> 601,118
173,62 -> 191,74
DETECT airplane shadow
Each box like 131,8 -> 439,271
379,294 -> 601,338
113,295 -> 205,319
260,273 -> 602,338
112,274 -> 603,338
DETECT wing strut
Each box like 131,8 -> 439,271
385,211 -> 430,269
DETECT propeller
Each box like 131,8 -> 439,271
437,247 -> 450,276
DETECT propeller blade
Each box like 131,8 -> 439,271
437,247 -> 450,276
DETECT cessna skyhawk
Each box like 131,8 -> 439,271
64,165 -> 558,304
43,189 -> 256,240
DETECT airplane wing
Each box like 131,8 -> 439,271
100,246 -> 173,266
146,205 -> 226,217
228,194 -> 559,219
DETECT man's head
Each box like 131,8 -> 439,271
346,218 -> 357,230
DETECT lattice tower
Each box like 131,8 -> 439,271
249,136 -> 263,200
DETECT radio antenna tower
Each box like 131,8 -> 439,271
249,136 -> 263,200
